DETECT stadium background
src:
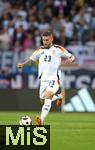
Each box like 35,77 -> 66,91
0,0 -> 95,150
0,0 -> 95,111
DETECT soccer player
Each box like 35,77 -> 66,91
17,31 -> 75,125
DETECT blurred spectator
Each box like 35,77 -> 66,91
58,29 -> 66,46
84,5 -> 92,24
34,30 -> 41,48
7,20 -> 15,40
76,19 -> 89,44
0,0 -> 3,17
0,67 -> 12,88
53,0 -> 65,15
3,0 -> 11,14
12,25 -> 25,45
63,16 -> 74,44
37,0 -> 45,10
13,40 -> 23,53
28,15 -> 39,29
51,16 -> 62,38
38,16 -> 50,32
23,32 -> 35,51
0,0 -> 94,49
0,28 -> 11,50
90,10 -> 95,32
74,0 -> 85,9
44,7 -> 53,23
17,5 -> 27,20
14,15 -> 29,30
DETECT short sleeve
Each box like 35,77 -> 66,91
29,48 -> 41,61
57,45 -> 72,58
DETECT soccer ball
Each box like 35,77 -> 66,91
19,116 -> 32,126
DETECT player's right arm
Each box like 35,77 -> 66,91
17,58 -> 32,68
17,48 -> 41,69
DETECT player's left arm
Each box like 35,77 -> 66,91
65,52 -> 75,64
58,46 -> 75,64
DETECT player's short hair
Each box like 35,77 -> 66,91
42,31 -> 53,37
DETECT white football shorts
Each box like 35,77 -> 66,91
39,79 -> 60,99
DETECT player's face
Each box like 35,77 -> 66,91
42,35 -> 53,48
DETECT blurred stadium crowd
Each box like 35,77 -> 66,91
0,0 -> 95,89
0,0 -> 95,51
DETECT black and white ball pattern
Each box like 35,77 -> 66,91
20,116 -> 32,126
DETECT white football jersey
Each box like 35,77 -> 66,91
30,45 -> 72,80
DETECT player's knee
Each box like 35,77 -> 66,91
44,91 -> 54,99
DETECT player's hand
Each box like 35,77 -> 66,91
65,56 -> 75,64
17,63 -> 24,68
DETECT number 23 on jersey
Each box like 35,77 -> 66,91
44,55 -> 51,62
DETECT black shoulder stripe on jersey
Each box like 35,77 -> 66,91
40,46 -> 44,49
54,45 -> 63,48
54,45 -> 61,48
54,44 -> 65,51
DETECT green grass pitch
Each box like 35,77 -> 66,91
0,112 -> 95,150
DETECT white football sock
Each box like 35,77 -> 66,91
41,99 -> 52,123
52,94 -> 63,102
